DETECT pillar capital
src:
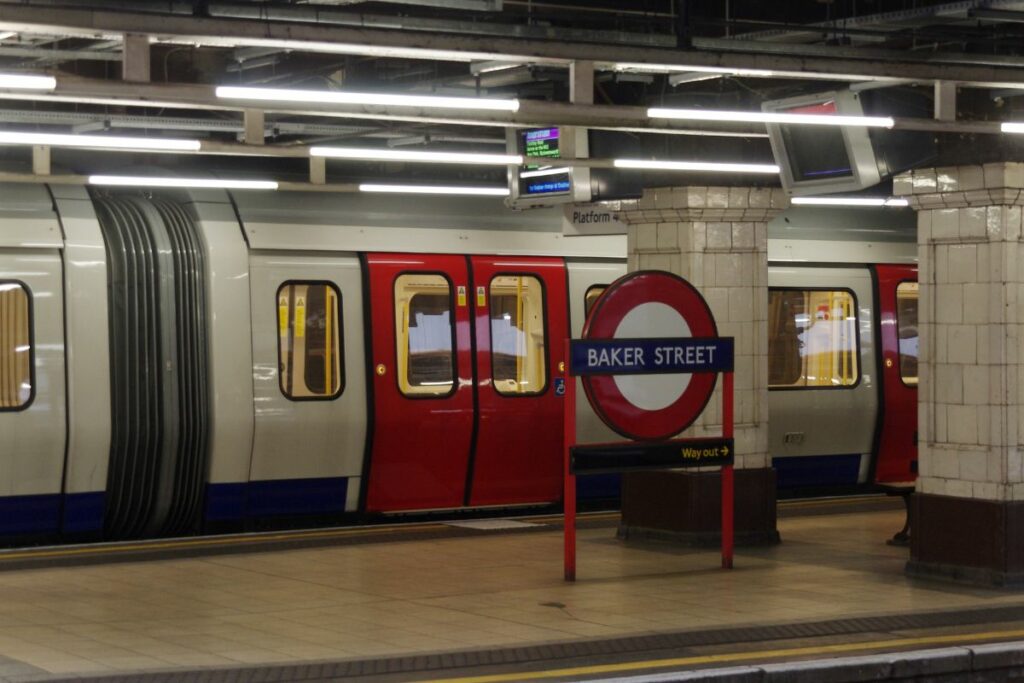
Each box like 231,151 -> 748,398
618,186 -> 789,225
894,163 -> 1024,211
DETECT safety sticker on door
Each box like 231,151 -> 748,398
554,377 -> 566,397
457,285 -> 467,307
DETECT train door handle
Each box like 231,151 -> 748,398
376,363 -> 387,376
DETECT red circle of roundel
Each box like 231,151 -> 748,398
582,270 -> 718,441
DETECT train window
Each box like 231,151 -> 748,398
0,282 -> 32,410
584,285 -> 607,318
768,289 -> 859,388
897,282 -> 919,386
277,282 -> 344,400
395,273 -> 455,397
490,275 -> 547,396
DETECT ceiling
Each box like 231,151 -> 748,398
2,0 -> 1024,189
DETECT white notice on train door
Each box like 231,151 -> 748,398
562,203 -> 627,236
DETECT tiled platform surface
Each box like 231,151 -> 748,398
0,503 -> 1023,681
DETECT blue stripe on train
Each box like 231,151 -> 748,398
62,492 -> 105,533
773,454 -> 862,488
0,491 -> 104,535
206,474 -> 614,521
205,477 -> 349,521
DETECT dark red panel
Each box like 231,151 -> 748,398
874,264 -> 918,484
364,253 -> 474,511
467,256 -> 568,506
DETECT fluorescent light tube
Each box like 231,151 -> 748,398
88,175 -> 278,190
648,107 -> 895,128
616,63 -> 775,78
217,86 -> 520,112
1001,122 -> 1024,133
791,196 -> 909,207
0,74 -> 56,90
310,146 -> 522,165
359,183 -> 509,196
0,131 -> 200,152
519,166 -> 572,179
614,159 -> 780,174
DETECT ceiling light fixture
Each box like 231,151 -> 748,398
0,131 -> 200,152
310,146 -> 522,165
791,196 -> 909,207
613,159 -> 780,174
648,107 -> 895,128
359,183 -> 509,196
88,175 -> 278,190
615,63 -> 776,78
217,86 -> 520,112
518,166 -> 572,179
1001,122 -> 1024,133
0,73 -> 56,90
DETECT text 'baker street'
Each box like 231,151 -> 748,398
586,344 -> 717,368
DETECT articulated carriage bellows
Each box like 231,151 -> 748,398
92,192 -> 210,539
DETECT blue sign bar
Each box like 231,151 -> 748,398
570,337 -> 734,376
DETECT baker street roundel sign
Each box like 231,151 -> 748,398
582,271 -> 719,441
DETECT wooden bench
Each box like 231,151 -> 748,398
878,481 -> 914,546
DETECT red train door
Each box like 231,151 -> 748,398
364,254 -> 475,511
467,256 -> 568,505
873,264 -> 919,483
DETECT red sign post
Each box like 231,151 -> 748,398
563,271 -> 735,581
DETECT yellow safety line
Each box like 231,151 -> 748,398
0,523 -> 454,561
424,628 -> 1024,683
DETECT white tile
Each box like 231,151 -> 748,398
947,404 -> 978,444
732,222 -> 755,249
931,208 -> 959,240
958,450 -> 987,481
963,283 -> 989,325
960,206 -> 987,239
958,165 -> 985,192
893,172 -> 913,197
947,324 -> 977,364
934,284 -> 964,325
913,168 -> 938,194
706,187 -> 730,208
636,223 -> 658,251
936,167 -> 959,192
656,222 -> 678,250
935,364 -> 963,404
946,243 -> 977,283
706,222 -> 732,249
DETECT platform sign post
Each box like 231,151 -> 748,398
563,270 -> 735,581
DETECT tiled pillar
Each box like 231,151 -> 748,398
896,163 -> 1024,586
615,185 -> 788,545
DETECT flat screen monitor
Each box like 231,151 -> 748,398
507,126 -> 587,208
763,90 -> 881,196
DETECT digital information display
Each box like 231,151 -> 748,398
779,100 -> 854,182
518,127 -> 572,197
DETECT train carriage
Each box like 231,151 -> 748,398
0,183 -> 917,542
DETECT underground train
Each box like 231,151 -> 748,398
0,182 -> 918,541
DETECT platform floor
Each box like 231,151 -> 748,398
1,500 -> 1024,681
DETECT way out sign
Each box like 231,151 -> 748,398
561,270 -> 736,581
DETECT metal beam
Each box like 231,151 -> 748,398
0,73 -> 1007,138
122,32 -> 150,82
4,5 -> 1024,86
0,75 -> 767,137
0,45 -> 121,61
